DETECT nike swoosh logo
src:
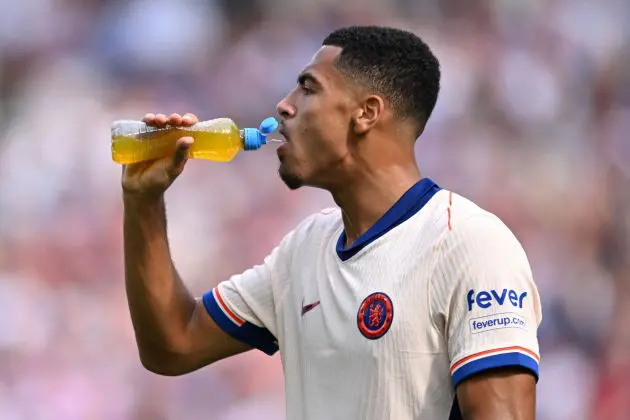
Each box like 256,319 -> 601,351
301,299 -> 321,316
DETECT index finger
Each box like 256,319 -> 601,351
142,113 -> 156,124
167,113 -> 183,126
181,113 -> 199,126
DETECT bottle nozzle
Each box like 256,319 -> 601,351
243,117 -> 279,150
259,117 -> 278,135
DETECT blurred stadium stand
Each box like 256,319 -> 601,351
0,0 -> 628,418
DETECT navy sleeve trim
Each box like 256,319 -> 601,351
451,351 -> 539,388
202,288 -> 278,356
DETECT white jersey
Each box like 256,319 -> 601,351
202,178 -> 541,420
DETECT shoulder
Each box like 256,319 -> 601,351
428,191 -> 538,310
271,208 -> 341,266
404,189 -> 514,245
260,207 -> 342,274
298,207 -> 342,231
441,189 -> 498,228
427,190 -> 527,268
283,207 -> 342,246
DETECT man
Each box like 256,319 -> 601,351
122,26 -> 541,419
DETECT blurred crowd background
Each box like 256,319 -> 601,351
0,0 -> 629,419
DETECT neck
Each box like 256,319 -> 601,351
330,161 -> 421,247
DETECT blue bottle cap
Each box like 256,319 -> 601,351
243,117 -> 279,150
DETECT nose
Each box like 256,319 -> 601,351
276,95 -> 296,120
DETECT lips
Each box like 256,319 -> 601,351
278,127 -> 290,143
276,129 -> 288,159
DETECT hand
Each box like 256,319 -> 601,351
121,112 -> 200,199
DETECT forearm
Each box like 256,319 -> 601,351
123,193 -> 196,360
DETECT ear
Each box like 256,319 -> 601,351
352,95 -> 385,135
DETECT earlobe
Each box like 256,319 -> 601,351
353,95 -> 384,135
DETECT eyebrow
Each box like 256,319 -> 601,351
297,71 -> 322,88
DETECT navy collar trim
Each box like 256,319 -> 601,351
336,178 -> 441,261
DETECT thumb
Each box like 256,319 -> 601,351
168,136 -> 194,177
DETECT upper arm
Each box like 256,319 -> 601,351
455,367 -> 536,420
138,297 -> 253,376
197,225 -> 299,360
429,214 -> 542,414
174,299 -> 254,372
200,255 -> 282,356
159,237 -> 291,375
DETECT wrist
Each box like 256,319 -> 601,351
123,191 -> 165,211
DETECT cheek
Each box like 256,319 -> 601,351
293,109 -> 322,153
294,96 -> 350,160
301,103 -> 343,140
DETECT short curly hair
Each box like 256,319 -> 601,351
323,26 -> 441,132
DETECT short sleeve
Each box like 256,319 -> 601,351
202,231 -> 295,356
429,214 -> 542,389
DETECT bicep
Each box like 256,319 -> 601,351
164,258 -> 283,373
141,299 -> 252,376
154,252 -> 284,375
188,242 -> 287,362
186,298 -> 253,366
456,367 -> 536,420
154,225 -> 298,375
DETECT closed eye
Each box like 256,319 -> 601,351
297,72 -> 320,95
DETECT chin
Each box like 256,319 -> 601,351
278,165 -> 304,190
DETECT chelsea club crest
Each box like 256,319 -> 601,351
357,292 -> 394,340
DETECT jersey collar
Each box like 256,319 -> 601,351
336,177 -> 441,261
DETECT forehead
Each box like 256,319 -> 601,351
302,45 -> 346,89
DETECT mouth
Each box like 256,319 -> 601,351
278,127 -> 290,143
276,129 -> 289,160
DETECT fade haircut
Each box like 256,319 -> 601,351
323,26 -> 441,133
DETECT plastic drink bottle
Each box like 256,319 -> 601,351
111,116 -> 279,164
